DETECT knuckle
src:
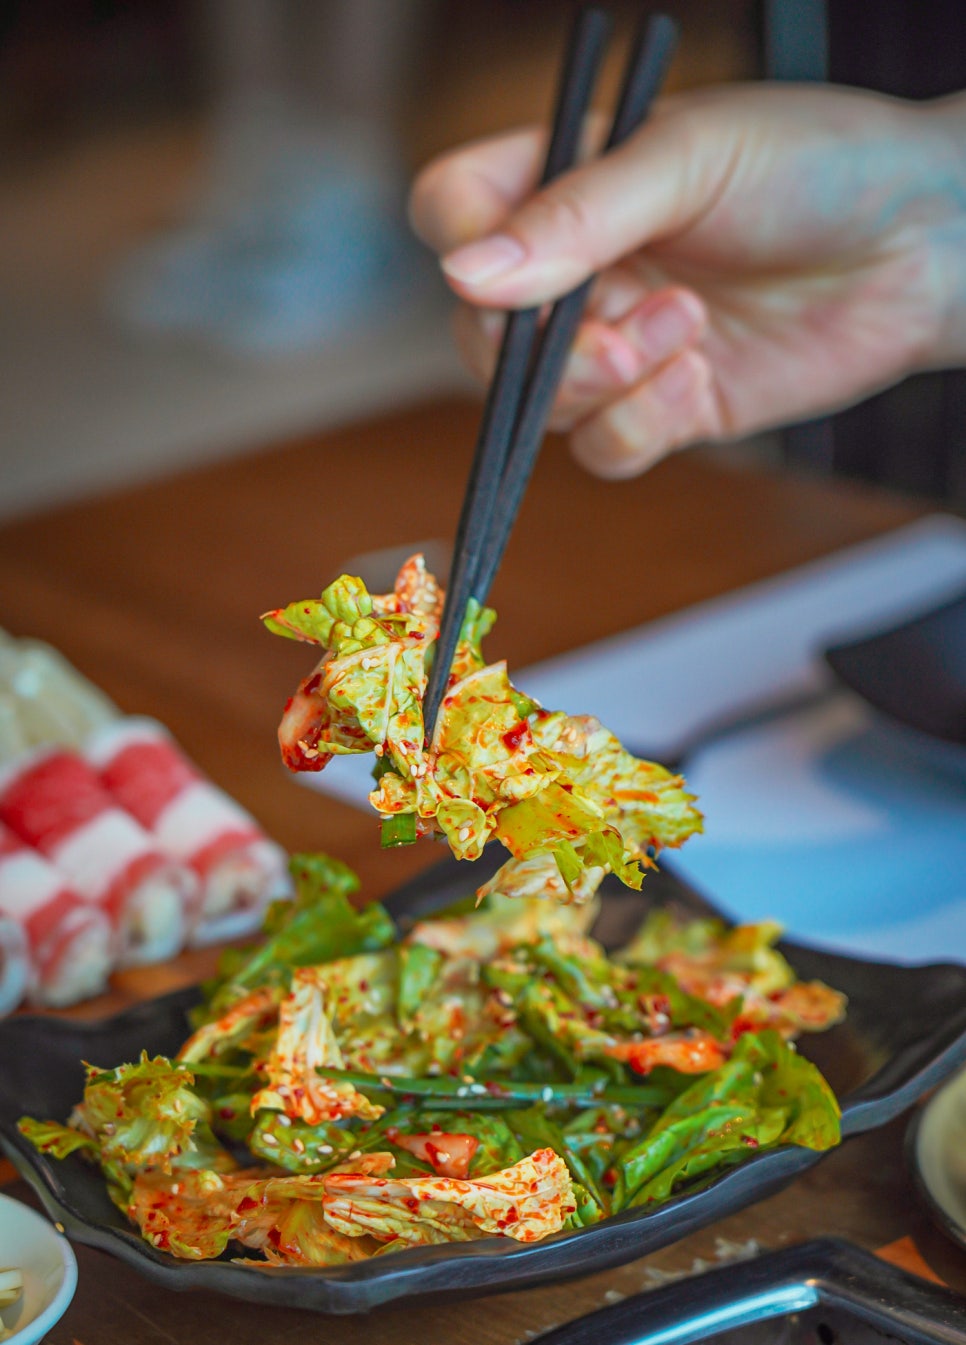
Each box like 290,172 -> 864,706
528,183 -> 599,253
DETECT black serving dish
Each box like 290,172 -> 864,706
530,1237 -> 966,1345
825,587 -> 966,747
1,852 -> 965,1314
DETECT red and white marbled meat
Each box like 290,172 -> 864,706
88,718 -> 290,946
0,821 -> 112,1007
0,747 -> 193,967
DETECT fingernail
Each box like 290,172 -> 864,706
624,297 -> 698,364
441,234 -> 527,286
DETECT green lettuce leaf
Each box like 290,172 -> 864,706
68,1054 -> 232,1195
617,1030 -> 840,1208
18,1116 -> 98,1160
201,853 -> 394,1019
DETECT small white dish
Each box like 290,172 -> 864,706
0,1193 -> 77,1344
910,1065 -> 966,1250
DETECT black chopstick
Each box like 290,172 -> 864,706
424,9 -> 678,741
423,6 -> 612,741
473,13 -> 679,604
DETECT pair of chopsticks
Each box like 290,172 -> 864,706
423,7 -> 679,739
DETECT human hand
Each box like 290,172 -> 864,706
410,84 -> 966,478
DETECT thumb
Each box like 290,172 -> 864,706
438,105 -> 730,308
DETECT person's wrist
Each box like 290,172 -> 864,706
916,93 -> 966,369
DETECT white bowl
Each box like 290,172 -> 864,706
0,1193 -> 77,1344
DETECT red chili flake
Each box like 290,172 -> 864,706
218,1106 -> 236,1120
501,722 -> 528,753
730,1016 -> 758,1040
236,1196 -> 258,1213
268,1227 -> 282,1248
603,1168 -> 618,1187
359,979 -> 369,992
742,1135 -> 760,1148
405,1197 -> 419,1212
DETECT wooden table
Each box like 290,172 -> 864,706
0,395 -> 963,1342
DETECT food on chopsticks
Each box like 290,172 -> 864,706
0,629 -> 293,1010
265,556 -> 702,905
20,854 -> 846,1266
88,719 -> 291,947
0,821 -> 112,1008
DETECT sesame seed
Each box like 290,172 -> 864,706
261,1132 -> 278,1146
54,1222 -> 65,1234
541,1087 -> 554,1102
317,1144 -> 334,1155
458,826 -> 471,841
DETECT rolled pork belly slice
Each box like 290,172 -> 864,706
88,719 -> 291,947
0,914 -> 31,1016
0,821 -> 113,1008
0,748 -> 194,967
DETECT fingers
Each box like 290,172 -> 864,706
409,126 -> 546,253
571,348 -> 723,479
453,285 -> 708,430
453,284 -> 715,475
428,107 -> 728,308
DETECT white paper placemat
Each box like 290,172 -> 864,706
670,692 -> 966,964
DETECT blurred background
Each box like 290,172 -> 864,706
0,0 -> 963,520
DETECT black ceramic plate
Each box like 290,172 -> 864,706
1,853 -> 965,1314
825,587 -> 966,746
